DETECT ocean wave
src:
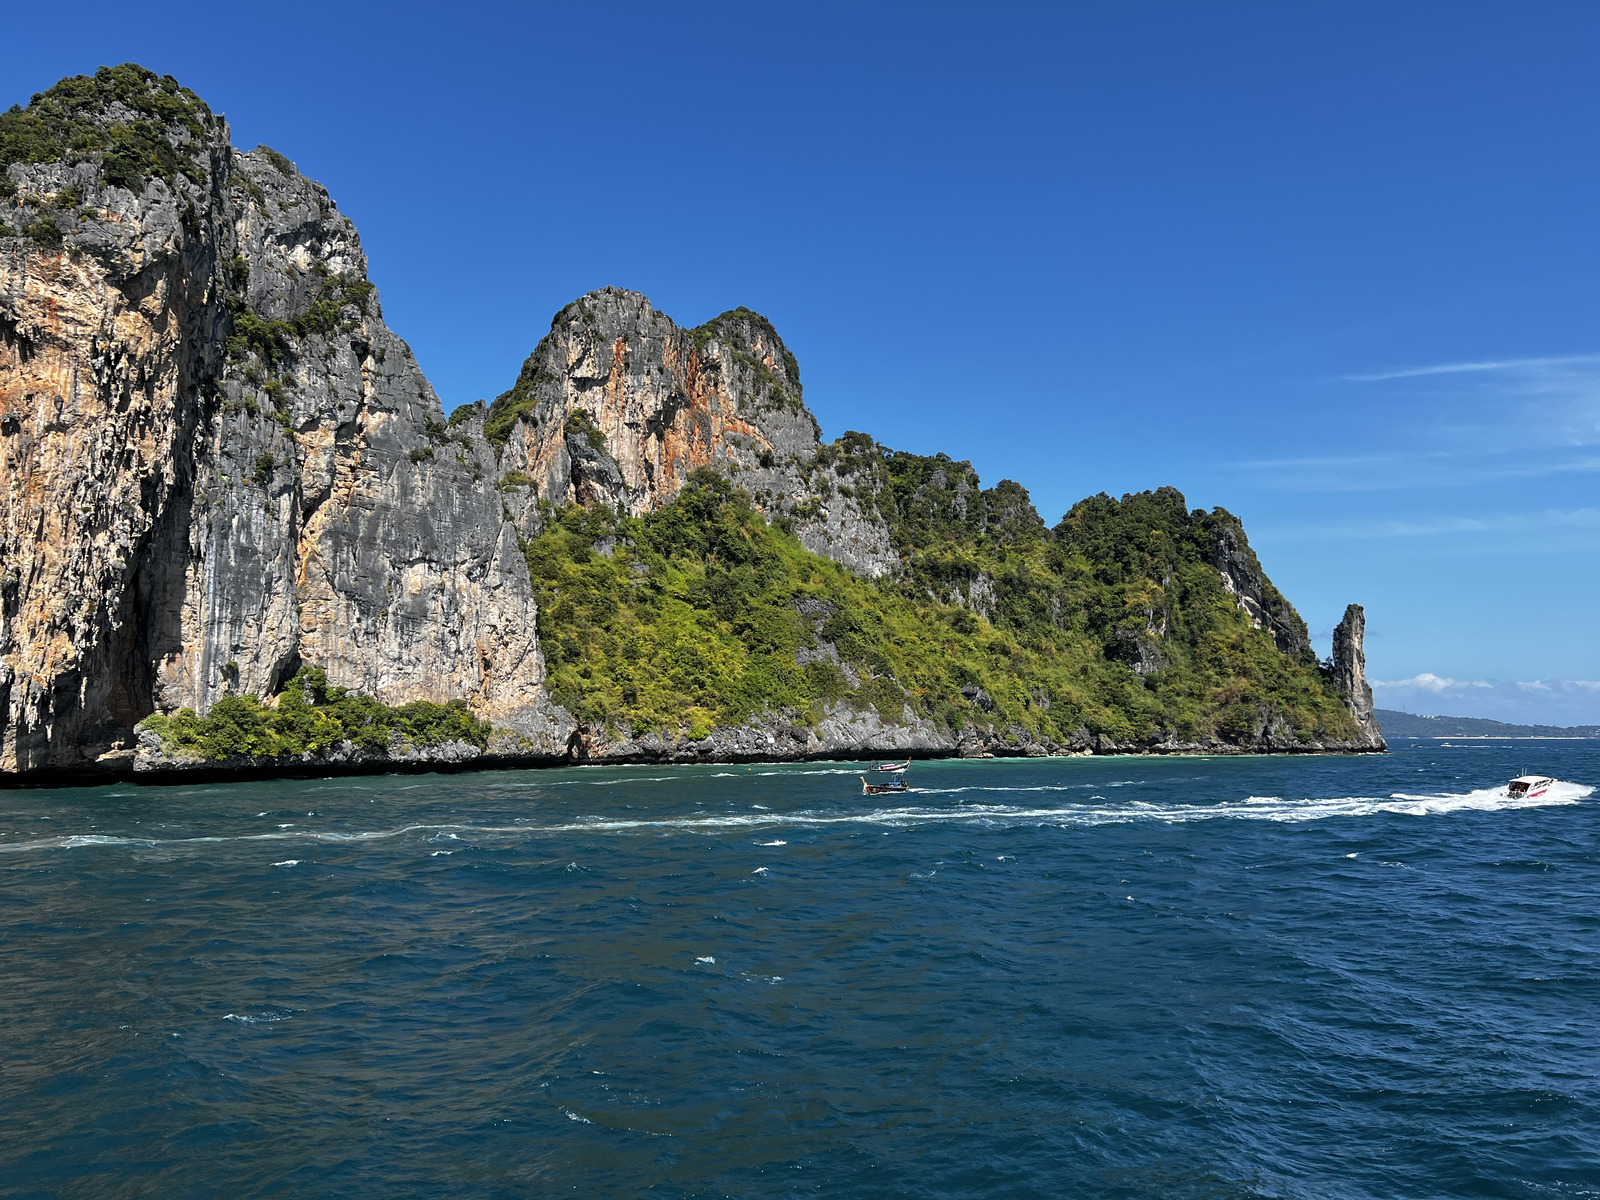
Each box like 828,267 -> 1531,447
57,834 -> 149,848
0,822 -> 480,855
916,781 -> 1138,797
571,766 -> 892,785
222,1009 -> 295,1024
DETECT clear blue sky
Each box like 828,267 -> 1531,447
7,1 -> 1597,723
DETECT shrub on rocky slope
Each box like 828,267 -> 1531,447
525,469 -> 1360,748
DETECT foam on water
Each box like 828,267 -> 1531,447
0,780 -> 1585,856
58,834 -> 147,848
523,780 -> 1591,835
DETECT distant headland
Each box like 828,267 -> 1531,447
1375,710 -> 1600,739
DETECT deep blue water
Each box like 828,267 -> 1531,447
2,741 -> 1598,1198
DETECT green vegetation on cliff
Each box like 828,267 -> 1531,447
225,262 -> 375,369
139,668 -> 490,761
525,466 -> 1358,747
484,303 -> 578,445
692,307 -> 804,409
0,64 -> 213,194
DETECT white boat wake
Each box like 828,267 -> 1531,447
0,781 -> 1587,855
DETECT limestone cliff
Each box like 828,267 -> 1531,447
481,288 -> 897,578
1331,604 -> 1386,750
0,66 -> 1385,779
0,66 -> 560,774
1205,512 -> 1313,661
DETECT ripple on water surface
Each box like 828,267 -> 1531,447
2,742 -> 1598,1197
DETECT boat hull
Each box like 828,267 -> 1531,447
861,776 -> 911,796
1507,775 -> 1555,800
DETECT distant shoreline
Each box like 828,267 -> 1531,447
1389,735 -> 1599,741
1373,709 -> 1600,739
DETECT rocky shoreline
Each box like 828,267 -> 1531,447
0,697 -> 1383,790
3,740 -> 1386,791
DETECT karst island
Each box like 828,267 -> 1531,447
0,66 -> 1385,783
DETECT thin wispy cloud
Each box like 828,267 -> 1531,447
1341,353 -> 1600,442
1220,450 -> 1600,491
1372,676 -> 1600,725
1229,450 -> 1449,471
1351,507 -> 1600,539
1343,354 -> 1600,383
1373,673 -> 1491,693
1253,507 -> 1600,545
1220,351 -> 1600,492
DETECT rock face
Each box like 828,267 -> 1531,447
485,290 -> 898,578
1206,514 -> 1313,661
156,147 -> 552,739
1331,604 -> 1386,750
1,91 -> 231,772
0,68 -> 560,774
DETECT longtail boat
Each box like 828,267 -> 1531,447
861,775 -> 911,796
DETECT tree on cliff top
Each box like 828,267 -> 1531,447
0,63 -> 214,194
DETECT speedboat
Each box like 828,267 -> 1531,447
1507,775 -> 1554,799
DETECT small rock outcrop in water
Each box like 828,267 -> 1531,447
1331,605 -> 1386,750
0,66 -> 1386,780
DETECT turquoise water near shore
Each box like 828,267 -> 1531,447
2,742 -> 1597,1197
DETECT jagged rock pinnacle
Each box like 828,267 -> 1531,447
1332,605 -> 1387,750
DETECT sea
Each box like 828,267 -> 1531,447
1,740 -> 1597,1198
